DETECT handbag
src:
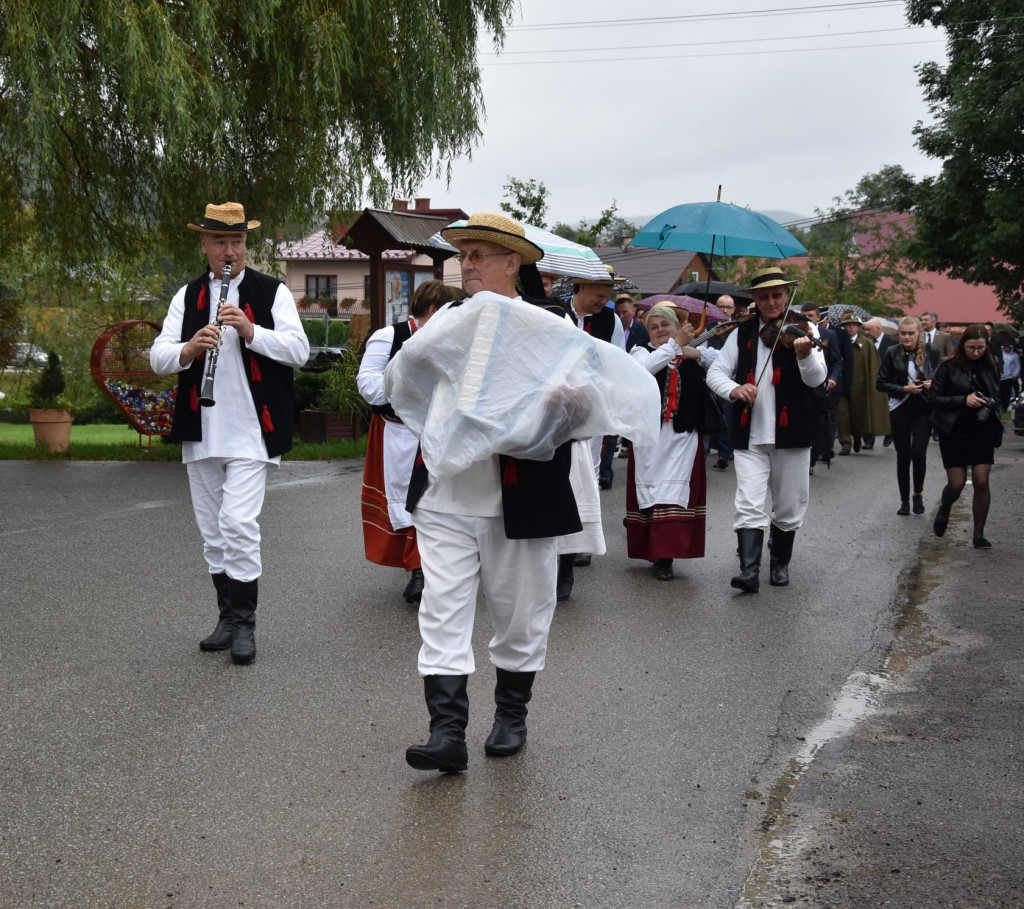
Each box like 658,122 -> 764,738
701,387 -> 729,437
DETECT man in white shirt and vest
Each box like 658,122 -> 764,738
151,202 -> 309,665
386,212 -> 584,773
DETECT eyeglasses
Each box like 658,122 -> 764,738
455,251 -> 509,265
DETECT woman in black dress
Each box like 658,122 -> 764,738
876,315 -> 940,516
928,324 -> 1003,548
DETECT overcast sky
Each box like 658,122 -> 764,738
413,0 -> 948,228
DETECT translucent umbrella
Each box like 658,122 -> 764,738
430,221 -> 611,282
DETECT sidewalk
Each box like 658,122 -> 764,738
743,441 -> 1024,907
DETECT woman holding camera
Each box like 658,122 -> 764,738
928,324 -> 1003,548
876,315 -> 941,516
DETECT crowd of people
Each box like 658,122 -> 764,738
153,201 -> 1013,774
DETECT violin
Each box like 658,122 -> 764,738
758,310 -> 826,351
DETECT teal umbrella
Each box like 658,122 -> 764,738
629,199 -> 807,260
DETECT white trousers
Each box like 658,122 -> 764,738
186,458 -> 269,582
413,508 -> 558,676
733,445 -> 810,532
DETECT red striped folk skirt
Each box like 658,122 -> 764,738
361,414 -> 420,570
624,444 -> 707,561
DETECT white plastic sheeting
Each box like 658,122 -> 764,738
383,292 -> 661,478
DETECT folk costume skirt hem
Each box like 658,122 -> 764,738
624,444 -> 707,561
361,414 -> 420,570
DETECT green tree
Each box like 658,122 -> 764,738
907,0 -> 1024,320
500,177 -> 550,228
796,167 -> 921,316
0,0 -> 516,270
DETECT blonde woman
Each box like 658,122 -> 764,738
876,315 -> 941,516
625,304 -> 715,580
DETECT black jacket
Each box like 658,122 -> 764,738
928,358 -> 1001,434
876,343 -> 941,399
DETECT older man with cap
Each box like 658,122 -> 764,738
385,212 -> 586,773
150,202 -> 310,665
706,267 -> 826,592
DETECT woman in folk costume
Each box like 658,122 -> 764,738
625,303 -> 715,581
357,280 -> 465,604
876,315 -> 941,516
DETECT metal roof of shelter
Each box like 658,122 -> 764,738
593,246 -> 713,296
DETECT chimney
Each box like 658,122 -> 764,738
393,199 -> 408,212
414,198 -> 431,212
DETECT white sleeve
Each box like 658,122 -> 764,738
247,283 -> 310,368
706,330 -> 741,400
149,287 -> 190,376
357,326 -> 396,406
612,315 -> 626,350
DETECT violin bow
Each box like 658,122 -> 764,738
746,283 -> 800,418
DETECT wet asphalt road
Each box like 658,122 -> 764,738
0,439 -> 1017,908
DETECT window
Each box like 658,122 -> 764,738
305,275 -> 337,300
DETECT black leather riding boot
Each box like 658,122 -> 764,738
228,578 -> 258,665
485,668 -> 536,757
403,568 -> 425,605
406,675 -> 470,772
768,525 -> 797,587
556,554 -> 575,602
731,528 -> 764,593
199,572 -> 234,651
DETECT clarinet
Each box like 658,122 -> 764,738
197,263 -> 233,407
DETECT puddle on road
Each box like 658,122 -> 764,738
735,543 -> 951,907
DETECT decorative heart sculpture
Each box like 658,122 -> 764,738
90,320 -> 177,437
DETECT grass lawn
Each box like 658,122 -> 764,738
0,423 -> 366,461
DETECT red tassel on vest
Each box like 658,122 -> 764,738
772,367 -> 782,385
503,458 -> 518,486
197,285 -> 207,312
746,369 -> 755,386
260,405 -> 275,433
779,405 -> 789,428
250,357 -> 262,382
244,303 -> 255,323
740,405 -> 750,427
189,386 -> 199,411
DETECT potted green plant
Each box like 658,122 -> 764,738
28,351 -> 74,451
298,295 -> 314,309
298,349 -> 369,442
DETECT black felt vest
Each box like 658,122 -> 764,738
582,306 -> 616,342
169,268 -> 296,457
730,318 -> 816,450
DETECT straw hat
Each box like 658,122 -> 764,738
746,266 -> 798,293
441,212 -> 543,265
187,202 -> 261,233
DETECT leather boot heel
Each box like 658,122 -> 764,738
229,578 -> 258,665
768,525 -> 796,587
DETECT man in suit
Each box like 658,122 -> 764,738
862,318 -> 897,449
801,302 -> 842,471
616,293 -> 649,352
920,311 -> 955,359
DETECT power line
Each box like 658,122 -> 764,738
506,1 -> 905,32
482,25 -> 927,57
482,37 -> 942,66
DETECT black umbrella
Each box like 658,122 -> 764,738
674,280 -> 753,305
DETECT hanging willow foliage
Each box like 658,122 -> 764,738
0,0 -> 515,268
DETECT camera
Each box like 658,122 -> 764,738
976,394 -> 997,420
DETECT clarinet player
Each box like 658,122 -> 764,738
151,202 -> 309,665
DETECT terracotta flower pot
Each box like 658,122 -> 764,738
29,408 -> 74,452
